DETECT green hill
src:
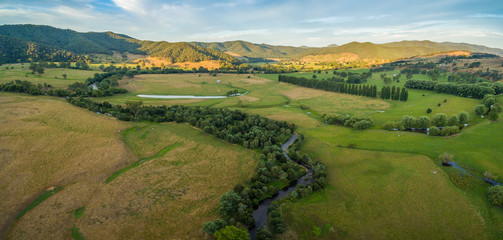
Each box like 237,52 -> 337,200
190,40 -> 318,59
0,24 -> 240,65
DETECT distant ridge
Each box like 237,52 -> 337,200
0,24 -> 501,66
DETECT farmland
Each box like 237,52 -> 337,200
1,64 -> 502,239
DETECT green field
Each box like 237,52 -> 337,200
0,63 -> 102,88
1,66 -> 502,239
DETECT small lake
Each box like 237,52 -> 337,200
137,94 -> 227,99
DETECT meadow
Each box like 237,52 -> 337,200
1,65 -> 502,239
0,93 -> 257,240
0,63 -> 102,88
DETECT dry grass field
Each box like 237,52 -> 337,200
0,93 -> 257,240
0,93 -> 135,239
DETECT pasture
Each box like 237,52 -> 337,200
1,65 -> 502,239
0,63 -> 102,88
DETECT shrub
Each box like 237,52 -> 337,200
383,121 -> 395,130
489,110 -> 499,121
448,115 -> 459,126
429,126 -> 440,136
426,108 -> 432,113
487,185 -> 503,207
432,113 -> 448,127
474,104 -> 486,116
439,152 -> 453,165
458,111 -> 469,124
214,225 -> 250,240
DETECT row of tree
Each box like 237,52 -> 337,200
404,79 -> 498,99
380,86 -> 408,101
278,75 -> 379,99
322,114 -> 374,129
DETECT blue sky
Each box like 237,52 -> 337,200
0,0 -> 502,48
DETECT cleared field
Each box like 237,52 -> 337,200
0,93 -> 135,239
75,123 -> 257,240
0,64 -> 102,88
0,93 -> 257,240
280,145 -> 488,239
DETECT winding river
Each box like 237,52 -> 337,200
248,134 -> 314,240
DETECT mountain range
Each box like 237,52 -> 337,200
0,24 -> 501,66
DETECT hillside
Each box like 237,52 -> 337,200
0,24 -> 240,66
190,40 -> 318,60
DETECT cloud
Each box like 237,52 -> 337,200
302,16 -> 354,24
469,13 -> 503,19
110,0 -> 146,14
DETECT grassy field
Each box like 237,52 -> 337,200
0,93 -> 257,240
280,145 -> 488,240
2,66 -> 502,239
0,63 -> 102,88
75,123 -> 257,240
0,92 -> 135,239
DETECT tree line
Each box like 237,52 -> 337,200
279,75 -> 379,98
405,79 -> 500,99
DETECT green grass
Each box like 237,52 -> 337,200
0,64 -> 102,88
74,206 -> 86,219
72,227 -> 85,240
105,141 -> 183,183
15,186 -> 63,219
280,139 -> 490,239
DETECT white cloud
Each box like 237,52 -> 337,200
469,13 -> 503,19
302,16 -> 354,24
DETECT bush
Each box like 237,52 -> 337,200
429,126 -> 440,136
458,111 -> 469,124
214,225 -> 250,240
489,109 -> 499,121
426,108 -> 432,114
474,104 -> 486,116
383,121 -> 395,130
432,113 -> 448,127
487,185 -> 503,207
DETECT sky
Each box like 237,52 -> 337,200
0,0 -> 502,48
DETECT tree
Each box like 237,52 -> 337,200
429,126 -> 440,136
458,111 -> 469,124
256,228 -> 272,240
203,219 -> 227,234
483,95 -> 496,108
487,185 -> 503,207
488,109 -> 499,121
35,65 -> 44,75
62,73 -> 67,79
447,115 -> 459,126
474,105 -> 486,116
214,225 -> 250,240
432,113 -> 447,127
219,191 -> 243,219
418,116 -> 430,129
125,100 -> 143,120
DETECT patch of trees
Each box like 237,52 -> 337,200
405,79 -> 497,99
380,86 -> 408,101
323,114 -> 374,129
383,111 -> 470,136
279,75 -> 379,99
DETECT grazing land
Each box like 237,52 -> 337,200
0,93 -> 257,240
1,63 -> 502,239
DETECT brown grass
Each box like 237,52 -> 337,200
0,93 -> 135,239
1,94 -> 257,239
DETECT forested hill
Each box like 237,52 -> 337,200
190,40 -> 319,59
0,24 -> 143,55
0,24 -> 240,65
140,41 -> 241,65
0,35 -> 82,64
